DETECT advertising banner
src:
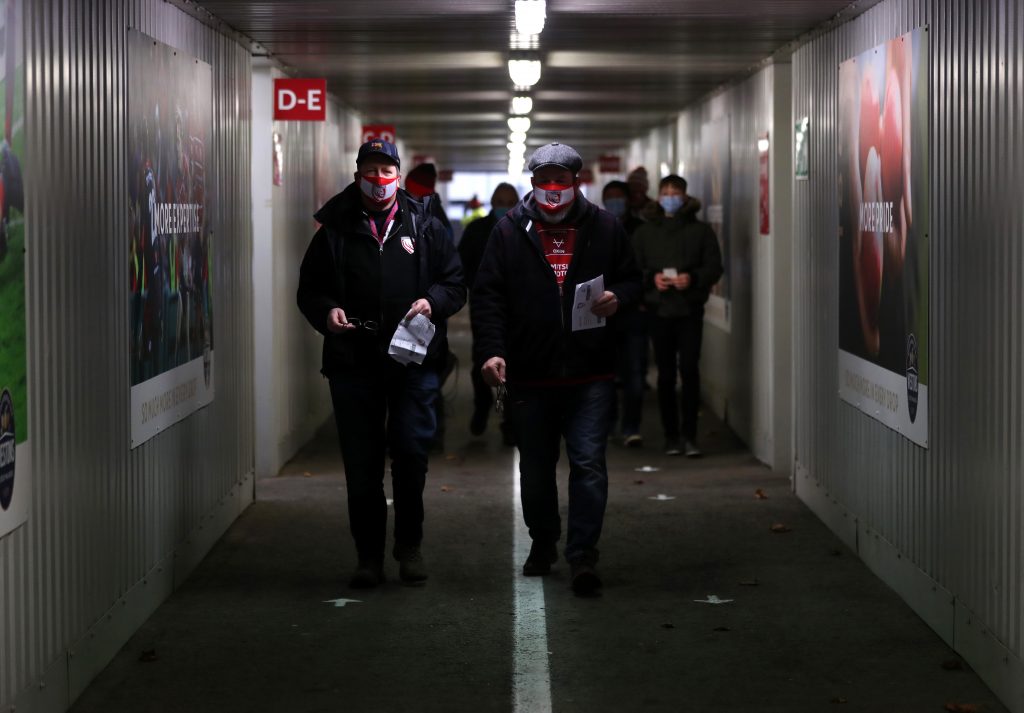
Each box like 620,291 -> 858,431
699,117 -> 731,331
128,30 -> 214,448
0,0 -> 27,538
837,28 -> 929,447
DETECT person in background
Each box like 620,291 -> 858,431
632,174 -> 722,457
458,182 -> 519,441
297,140 -> 466,589
603,180 -> 647,447
404,161 -> 457,451
626,166 -> 662,225
404,162 -> 454,239
472,142 -> 642,596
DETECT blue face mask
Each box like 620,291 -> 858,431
493,206 -> 511,218
659,195 -> 684,216
603,197 -> 627,218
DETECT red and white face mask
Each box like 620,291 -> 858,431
360,174 -> 399,204
533,182 -> 576,213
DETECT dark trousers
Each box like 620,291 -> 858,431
470,363 -> 493,420
650,312 -> 704,442
329,360 -> 439,563
614,309 -> 649,435
507,380 -> 614,563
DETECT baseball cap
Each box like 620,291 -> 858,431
356,139 -> 401,168
528,142 -> 583,174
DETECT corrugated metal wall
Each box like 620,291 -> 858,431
672,67 -> 774,456
793,0 -> 1024,702
0,0 -> 253,708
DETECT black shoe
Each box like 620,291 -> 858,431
470,410 -> 488,436
570,560 -> 602,596
684,440 -> 702,458
522,540 -> 558,576
394,544 -> 428,584
349,560 -> 384,589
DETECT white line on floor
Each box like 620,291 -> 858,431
512,449 -> 553,713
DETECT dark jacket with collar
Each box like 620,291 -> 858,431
470,192 -> 642,383
297,183 -> 466,375
632,197 -> 723,318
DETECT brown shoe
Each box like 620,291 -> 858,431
394,544 -> 428,584
349,560 -> 384,589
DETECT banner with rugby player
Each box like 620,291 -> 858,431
0,0 -> 27,538
127,30 -> 214,448
837,28 -> 929,447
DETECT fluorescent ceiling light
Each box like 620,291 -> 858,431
507,116 -> 531,132
508,59 -> 541,88
509,130 -> 528,144
511,96 -> 533,115
509,32 -> 539,50
660,162 -> 670,178
757,137 -> 770,153
515,0 -> 546,36
508,142 -> 527,156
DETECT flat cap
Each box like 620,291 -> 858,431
528,142 -> 583,174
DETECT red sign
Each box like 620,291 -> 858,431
361,124 -> 396,143
273,78 -> 326,121
579,168 -> 594,184
437,169 -> 454,183
598,154 -> 621,173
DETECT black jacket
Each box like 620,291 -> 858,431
632,197 -> 723,317
457,211 -> 499,290
297,183 -> 466,374
470,193 -> 642,383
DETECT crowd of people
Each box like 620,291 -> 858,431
297,139 -> 722,596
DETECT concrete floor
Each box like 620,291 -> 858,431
70,316 -> 1008,713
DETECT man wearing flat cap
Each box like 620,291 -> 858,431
297,139 -> 466,589
471,142 -> 642,595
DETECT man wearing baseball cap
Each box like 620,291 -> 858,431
297,139 -> 466,589
470,142 -> 642,595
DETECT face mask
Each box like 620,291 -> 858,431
360,174 -> 399,204
603,197 -> 627,218
493,206 -> 511,218
533,183 -> 576,214
659,195 -> 684,216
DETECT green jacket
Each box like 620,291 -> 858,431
632,197 -> 723,317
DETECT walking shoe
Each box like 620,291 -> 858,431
665,440 -> 683,456
684,440 -> 702,458
522,540 -> 559,576
393,544 -> 428,584
570,560 -> 602,596
623,433 -> 643,448
349,560 -> 384,589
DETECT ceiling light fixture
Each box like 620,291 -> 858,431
507,116 -> 531,133
511,96 -> 533,115
515,0 -> 546,36
509,130 -> 528,144
508,58 -> 541,88
509,32 -> 539,50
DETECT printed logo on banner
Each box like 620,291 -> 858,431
906,334 -> 919,423
401,236 -> 415,254
0,390 -> 15,511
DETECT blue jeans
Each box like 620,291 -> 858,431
507,380 -> 614,563
329,360 -> 439,562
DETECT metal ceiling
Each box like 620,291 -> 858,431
196,0 -> 876,172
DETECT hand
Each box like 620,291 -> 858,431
591,290 -> 619,317
481,356 -> 506,387
327,308 -> 355,334
654,273 -> 673,292
673,273 -> 692,290
405,298 -> 432,322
